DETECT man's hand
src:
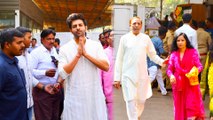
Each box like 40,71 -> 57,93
53,83 -> 61,93
77,38 -> 83,57
162,55 -> 170,68
113,81 -> 121,89
44,84 -> 55,95
79,37 -> 87,56
163,55 -> 170,64
45,69 -> 56,77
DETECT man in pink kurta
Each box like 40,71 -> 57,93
101,30 -> 114,120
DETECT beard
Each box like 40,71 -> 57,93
73,32 -> 85,39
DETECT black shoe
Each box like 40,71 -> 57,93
166,88 -> 172,91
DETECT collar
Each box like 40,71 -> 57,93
40,44 -> 55,54
183,24 -> 190,27
130,31 -> 141,36
197,28 -> 204,31
0,51 -> 18,64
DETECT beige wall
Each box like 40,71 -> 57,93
20,0 -> 43,26
0,0 -> 19,10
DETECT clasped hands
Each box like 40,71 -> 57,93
45,69 -> 62,94
43,83 -> 62,95
76,37 -> 87,58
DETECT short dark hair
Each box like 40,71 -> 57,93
182,13 -> 192,23
197,21 -> 206,28
55,38 -> 60,45
158,26 -> 167,36
178,21 -> 183,27
0,28 -> 23,49
103,29 -> 112,35
167,21 -> 176,29
40,29 -> 56,39
66,13 -> 87,29
103,29 -> 112,37
191,20 -> 198,28
99,33 -> 104,40
32,38 -> 37,42
16,26 -> 31,34
171,33 -> 194,52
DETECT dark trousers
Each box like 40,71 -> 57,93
33,87 -> 62,120
59,89 -> 64,120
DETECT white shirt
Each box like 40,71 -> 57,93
58,39 -> 108,120
114,32 -> 164,101
175,24 -> 198,50
17,50 -> 38,108
31,45 -> 59,85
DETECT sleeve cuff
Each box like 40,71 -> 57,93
59,68 -> 69,79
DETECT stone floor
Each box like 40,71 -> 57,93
114,87 -> 210,120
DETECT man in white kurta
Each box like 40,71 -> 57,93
114,17 -> 165,120
175,13 -> 198,51
58,13 -> 109,120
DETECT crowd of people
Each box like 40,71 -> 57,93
0,12 -> 213,120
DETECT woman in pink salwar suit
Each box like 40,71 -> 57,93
167,33 -> 205,120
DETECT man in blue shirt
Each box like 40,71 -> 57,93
0,28 -> 28,120
147,26 -> 168,95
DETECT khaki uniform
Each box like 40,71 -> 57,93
163,30 -> 175,53
162,30 -> 175,89
197,28 -> 212,67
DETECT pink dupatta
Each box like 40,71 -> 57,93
167,48 -> 202,91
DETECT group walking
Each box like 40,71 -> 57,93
0,12 -> 213,120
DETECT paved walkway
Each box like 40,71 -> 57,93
114,87 -> 210,120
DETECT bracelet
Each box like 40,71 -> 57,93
42,85 -> 46,91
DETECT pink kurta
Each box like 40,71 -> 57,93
167,48 -> 205,120
100,46 -> 114,120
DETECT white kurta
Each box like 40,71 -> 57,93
175,24 -> 198,50
58,39 -> 108,120
114,32 -> 164,102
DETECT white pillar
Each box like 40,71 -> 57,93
15,10 -> 20,28
113,5 -> 134,58
137,5 -> 145,33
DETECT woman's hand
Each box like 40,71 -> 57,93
170,75 -> 176,84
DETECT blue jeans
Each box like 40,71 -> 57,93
27,107 -> 33,120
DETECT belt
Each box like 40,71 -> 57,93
200,53 -> 207,56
